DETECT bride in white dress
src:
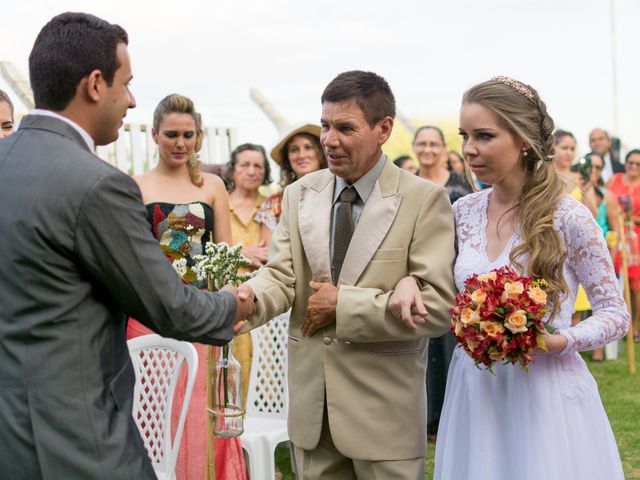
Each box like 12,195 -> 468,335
389,77 -> 629,480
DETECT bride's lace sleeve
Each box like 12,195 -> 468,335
556,198 -> 630,353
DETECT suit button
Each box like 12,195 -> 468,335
323,336 -> 332,345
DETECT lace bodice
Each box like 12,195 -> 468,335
453,189 -> 629,354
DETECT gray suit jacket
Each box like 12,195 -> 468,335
0,115 -> 236,479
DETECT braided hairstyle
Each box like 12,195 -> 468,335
153,94 -> 204,187
463,78 -> 568,314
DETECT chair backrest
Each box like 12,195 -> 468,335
127,334 -> 198,478
246,312 -> 290,419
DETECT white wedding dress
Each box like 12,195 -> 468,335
434,190 -> 629,480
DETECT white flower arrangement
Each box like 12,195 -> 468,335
191,242 -> 254,291
172,258 -> 188,278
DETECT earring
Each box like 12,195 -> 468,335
522,148 -> 529,157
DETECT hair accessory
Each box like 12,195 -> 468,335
492,76 -> 535,100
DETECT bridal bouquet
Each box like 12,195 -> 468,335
450,266 -> 550,373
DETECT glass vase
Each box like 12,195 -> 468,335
211,340 -> 244,438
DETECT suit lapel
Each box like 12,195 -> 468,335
339,160 -> 402,286
298,170 -> 335,283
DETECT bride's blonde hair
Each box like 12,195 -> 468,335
463,78 -> 568,314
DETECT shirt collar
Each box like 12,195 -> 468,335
30,109 -> 95,151
333,152 -> 387,204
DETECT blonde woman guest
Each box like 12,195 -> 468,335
126,94 -> 246,480
390,77 -> 628,479
0,89 -> 15,138
256,124 -> 327,239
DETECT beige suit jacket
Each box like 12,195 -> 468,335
245,158 -> 456,460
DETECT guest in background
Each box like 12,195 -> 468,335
126,94 -> 246,480
413,124 -> 473,440
553,130 -> 580,183
414,125 -> 473,204
393,154 -> 417,173
553,131 -> 599,326
589,128 -> 623,184
256,124 -> 327,237
447,150 -> 465,174
0,89 -> 15,138
224,143 -> 273,412
225,143 -> 272,270
582,152 -> 620,361
608,149 -> 640,342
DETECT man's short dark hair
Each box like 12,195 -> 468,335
29,12 -> 128,111
321,70 -> 396,127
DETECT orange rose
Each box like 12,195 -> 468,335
504,310 -> 528,334
466,338 -> 479,351
527,286 -> 547,305
501,281 -> 524,302
477,271 -> 497,283
489,349 -> 507,361
454,320 -> 464,336
480,321 -> 505,338
471,289 -> 487,304
460,307 -> 481,325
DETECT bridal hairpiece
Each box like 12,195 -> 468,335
492,76 -> 535,100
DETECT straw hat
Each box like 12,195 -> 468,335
270,123 -> 322,167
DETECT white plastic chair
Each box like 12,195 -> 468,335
128,334 -> 198,480
241,312 -> 290,480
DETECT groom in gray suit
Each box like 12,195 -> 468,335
0,13 -> 254,479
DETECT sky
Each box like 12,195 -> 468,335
1,0 -> 639,158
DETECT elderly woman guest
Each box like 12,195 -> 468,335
0,89 -> 15,138
224,143 -> 273,412
126,94 -> 246,480
256,124 -> 327,237
225,143 -> 273,268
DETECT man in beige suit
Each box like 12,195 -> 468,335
241,71 -> 456,479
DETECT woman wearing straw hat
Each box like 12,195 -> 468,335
256,124 -> 327,236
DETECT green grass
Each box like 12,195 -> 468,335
275,342 -> 639,479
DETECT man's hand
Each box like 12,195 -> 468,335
243,239 -> 269,268
301,281 -> 338,337
221,284 -> 255,334
388,276 -> 429,332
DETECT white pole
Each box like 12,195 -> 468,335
610,0 -> 619,134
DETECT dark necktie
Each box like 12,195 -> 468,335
331,186 -> 359,284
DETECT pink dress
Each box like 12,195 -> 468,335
127,202 -> 247,480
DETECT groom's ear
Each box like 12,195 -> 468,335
80,69 -> 104,104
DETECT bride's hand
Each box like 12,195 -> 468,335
539,327 -> 568,353
388,276 -> 429,332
